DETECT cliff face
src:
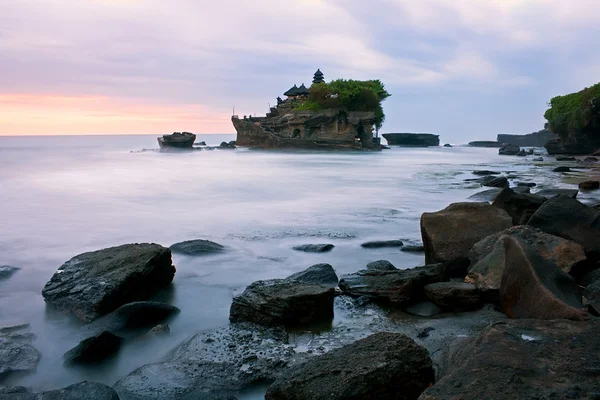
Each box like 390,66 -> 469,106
232,109 -> 376,150
497,129 -> 556,147
382,133 -> 439,147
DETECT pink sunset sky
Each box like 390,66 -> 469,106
2,0 -> 599,139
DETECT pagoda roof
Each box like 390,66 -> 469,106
296,83 -> 309,95
314,69 -> 323,76
284,84 -> 299,96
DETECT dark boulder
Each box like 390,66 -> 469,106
0,265 -> 19,280
229,280 -> 335,326
516,149 -> 527,156
528,195 -> 600,257
443,143 -> 452,147
556,156 -> 577,161
63,331 -> 122,365
467,188 -> 501,202
170,239 -> 225,256
584,156 -> 598,162
366,260 -> 398,272
42,243 -> 175,322
424,282 -> 481,311
339,264 -> 447,305
498,143 -> 520,155
382,133 -> 440,147
286,263 -> 338,286
472,170 -> 499,176
467,226 -> 586,293
499,235 -> 587,320
468,141 -> 502,148
158,132 -> 196,149
360,239 -> 403,248
38,381 -> 120,400
219,141 -> 236,149
195,141 -> 207,146
553,166 -> 571,172
532,157 -> 543,161
534,188 -> 578,198
512,186 -> 531,194
0,324 -> 40,379
491,187 -> 547,225
579,180 -> 600,190
404,301 -> 443,317
292,244 -> 334,253
480,176 -> 508,188
265,332 -> 434,400
145,324 -> 170,337
420,203 -> 512,276
418,319 -> 600,400
516,181 -> 536,187
401,245 -> 425,253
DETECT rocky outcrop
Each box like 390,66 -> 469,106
467,141 -> 502,148
229,279 -> 335,326
497,129 -> 556,147
466,226 -> 586,293
232,109 -> 377,150
286,263 -> 339,286
265,332 -> 434,400
338,264 -> 447,305
157,132 -> 196,149
382,133 -> 440,147
480,176 -> 508,188
0,265 -> 19,280
360,239 -> 403,248
499,236 -> 587,320
418,319 -> 600,400
2,381 -> 120,400
292,243 -> 334,253
424,282 -> 481,311
366,260 -> 398,272
545,136 -> 600,155
420,203 -> 512,276
0,324 -> 41,379
63,331 -> 122,365
169,239 -> 225,256
533,188 -> 578,198
42,244 -> 176,322
498,143 -> 520,155
491,188 -> 547,225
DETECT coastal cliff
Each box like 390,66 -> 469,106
382,133 -> 439,147
232,109 -> 376,150
497,129 -> 556,147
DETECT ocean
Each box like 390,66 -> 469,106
0,134 -> 589,396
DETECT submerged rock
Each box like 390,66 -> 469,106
366,260 -> 398,272
480,176 -> 508,188
0,324 -> 41,379
339,264 -> 447,305
579,180 -> 600,190
472,170 -> 499,176
556,156 -> 577,161
424,282 -> 481,311
360,239 -> 403,248
170,239 -> 225,256
229,279 -> 335,326
292,244 -> 334,253
500,236 -> 587,320
491,187 -> 547,225
42,243 -> 175,322
286,263 -> 338,286
0,265 -> 19,280
553,166 -> 571,172
63,331 -> 122,365
265,332 -> 434,400
401,245 -> 425,253
420,319 -> 600,400
420,202 -> 512,276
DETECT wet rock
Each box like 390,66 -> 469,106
418,319 -> 600,400
534,188 -> 578,199
512,186 -> 530,194
443,144 -> 452,147
265,332 -> 434,400
219,141 -> 236,149
63,331 -> 122,365
195,141 -> 207,146
339,264 -> 447,305
0,324 -> 40,379
405,301 -> 443,317
170,239 -> 225,256
467,188 -> 501,202
424,282 -> 481,311
584,157 -> 599,162
553,166 -> 571,172
421,202 -> 512,276
401,245 -> 425,253
417,327 -> 435,339
38,381 -> 120,400
366,260 -> 398,272
42,243 -> 175,322
480,176 -> 508,188
498,143 -> 520,155
229,279 -> 335,326
472,170 -> 499,176
360,239 -> 403,248
499,235 -> 587,320
145,324 -> 170,337
516,149 -> 527,156
0,265 -> 19,280
532,157 -> 543,161
467,226 -> 586,293
516,182 -> 536,187
286,263 -> 338,286
292,244 -> 334,253
579,180 -> 600,190
528,195 -> 600,257
491,187 -> 547,225
581,269 -> 600,287
557,156 -> 577,161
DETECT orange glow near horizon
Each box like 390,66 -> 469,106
0,94 -> 234,136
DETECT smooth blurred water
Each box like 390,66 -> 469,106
0,134 -> 586,393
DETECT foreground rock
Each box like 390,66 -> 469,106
534,188 -> 578,198
480,176 -> 508,188
419,319 -> 600,400
467,188 -> 501,202
420,203 -> 512,276
0,324 -> 41,379
63,331 -> 122,365
366,260 -> 398,272
170,239 -> 225,256
382,133 -> 440,147
528,195 -> 600,257
424,282 -> 481,311
339,264 -> 447,305
292,243 -> 334,253
0,265 -> 19,280
230,279 -> 335,326
266,332 -> 434,400
467,226 -> 586,293
286,263 -> 338,286
500,236 -> 587,320
1,381 -> 120,400
42,244 -> 175,322
491,188 -> 547,225
360,239 -> 403,248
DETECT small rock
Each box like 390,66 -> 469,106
417,327 -> 435,339
472,170 -> 500,176
532,157 -> 544,161
401,245 -> 425,253
366,260 -> 397,272
534,189 -> 578,199
0,265 -> 19,280
0,324 -> 41,378
38,381 -> 121,400
516,149 -> 527,157
481,176 -> 509,188
424,282 -> 481,311
443,144 -> 452,147
146,324 -> 170,337
360,239 -> 403,248
405,301 -> 443,317
553,166 -> 571,172
286,263 -> 338,286
292,244 -> 334,253
170,239 -> 225,256
499,144 -> 520,156
63,331 -> 123,365
584,157 -> 598,163
579,181 -> 600,191
556,156 -> 576,161
516,182 -> 537,187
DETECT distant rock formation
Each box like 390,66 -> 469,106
382,133 -> 439,147
468,141 -> 502,148
497,129 -> 556,147
157,132 -> 196,149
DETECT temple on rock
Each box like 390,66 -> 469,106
231,69 -> 380,150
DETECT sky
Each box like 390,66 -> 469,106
1,0 -> 599,141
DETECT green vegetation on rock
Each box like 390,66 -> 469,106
544,82 -> 600,137
295,79 -> 391,132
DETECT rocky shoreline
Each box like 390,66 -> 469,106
2,153 -> 600,400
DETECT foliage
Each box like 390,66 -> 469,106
544,82 -> 600,137
294,79 -> 391,130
